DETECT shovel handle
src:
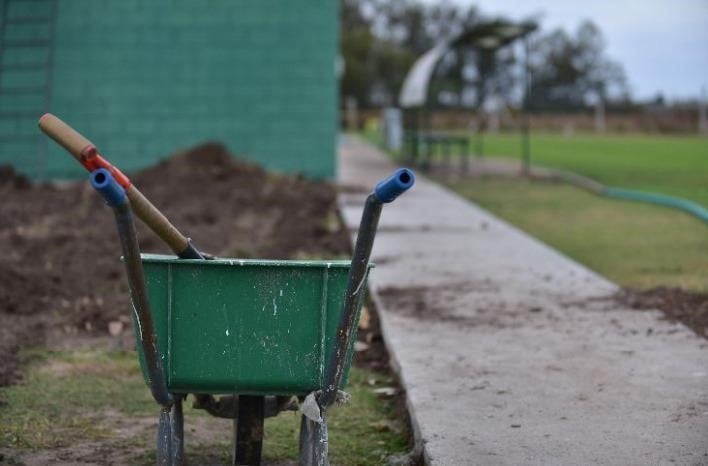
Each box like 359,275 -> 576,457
38,113 -> 131,187
38,113 -> 201,259
126,185 -> 195,255
38,113 -> 95,162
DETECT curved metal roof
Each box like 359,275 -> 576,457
398,20 -> 537,108
399,43 -> 449,108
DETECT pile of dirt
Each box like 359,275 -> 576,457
616,287 -> 708,338
0,165 -> 30,189
0,143 -> 351,386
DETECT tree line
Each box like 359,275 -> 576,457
340,0 -> 631,112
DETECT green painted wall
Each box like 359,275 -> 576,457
0,0 -> 338,179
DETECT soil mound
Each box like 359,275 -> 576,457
0,143 -> 350,385
617,287 -> 708,338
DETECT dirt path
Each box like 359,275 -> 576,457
339,135 -> 708,465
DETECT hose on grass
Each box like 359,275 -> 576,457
544,168 -> 708,225
602,187 -> 708,224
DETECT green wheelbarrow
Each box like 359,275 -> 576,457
87,165 -> 414,465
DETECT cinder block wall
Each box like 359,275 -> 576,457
5,0 -> 338,179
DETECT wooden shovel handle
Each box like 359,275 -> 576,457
38,113 -> 193,256
126,185 -> 191,254
38,113 -> 95,161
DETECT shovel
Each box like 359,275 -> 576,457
38,113 -> 203,259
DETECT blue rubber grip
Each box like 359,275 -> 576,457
90,168 -> 126,206
374,168 -> 415,203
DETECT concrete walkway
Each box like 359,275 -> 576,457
337,136 -> 708,466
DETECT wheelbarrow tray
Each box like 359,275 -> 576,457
134,254 -> 371,396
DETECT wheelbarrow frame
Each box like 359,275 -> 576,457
89,166 -> 414,465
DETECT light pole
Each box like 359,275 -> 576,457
699,86 -> 707,135
521,36 -> 531,175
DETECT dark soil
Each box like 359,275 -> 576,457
0,143 -> 351,386
353,297 -> 391,372
378,281 -> 708,340
616,287 -> 708,338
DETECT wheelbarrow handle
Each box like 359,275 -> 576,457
319,168 -> 414,409
90,168 -> 172,407
38,113 -> 202,259
90,168 -> 126,206
374,168 -> 415,203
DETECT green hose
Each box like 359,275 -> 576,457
603,187 -> 708,224
528,166 -> 708,225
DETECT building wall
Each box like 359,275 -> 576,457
1,0 -> 338,179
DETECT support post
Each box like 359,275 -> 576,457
299,413 -> 329,466
521,37 -> 531,175
234,395 -> 265,466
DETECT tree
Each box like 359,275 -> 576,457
339,0 -> 480,107
526,20 -> 629,111
339,2 -> 630,111
340,0 -> 419,106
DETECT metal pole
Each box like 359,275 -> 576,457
476,124 -> 484,157
90,169 -> 182,465
320,169 -> 415,408
91,169 -> 172,408
234,395 -> 264,466
699,85 -> 707,135
521,37 -> 531,175
412,109 -> 420,164
320,194 -> 382,408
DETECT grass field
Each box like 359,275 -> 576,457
362,129 -> 708,290
480,132 -> 708,205
435,132 -> 708,290
443,177 -> 708,290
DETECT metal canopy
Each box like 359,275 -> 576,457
398,19 -> 537,108
399,43 -> 449,108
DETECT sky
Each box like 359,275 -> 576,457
422,0 -> 708,100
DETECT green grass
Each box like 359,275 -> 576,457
0,349 -> 409,465
365,129 -> 708,204
364,128 -> 708,289
480,132 -> 708,205
444,177 -> 708,290
263,369 -> 409,466
0,349 -> 154,450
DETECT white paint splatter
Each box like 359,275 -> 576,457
279,289 -> 283,297
131,301 -> 144,342
352,275 -> 366,295
273,297 -> 278,316
225,329 -> 230,336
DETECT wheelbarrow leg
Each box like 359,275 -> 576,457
156,398 -> 184,466
171,398 -> 184,465
233,395 -> 264,466
299,412 -> 329,466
